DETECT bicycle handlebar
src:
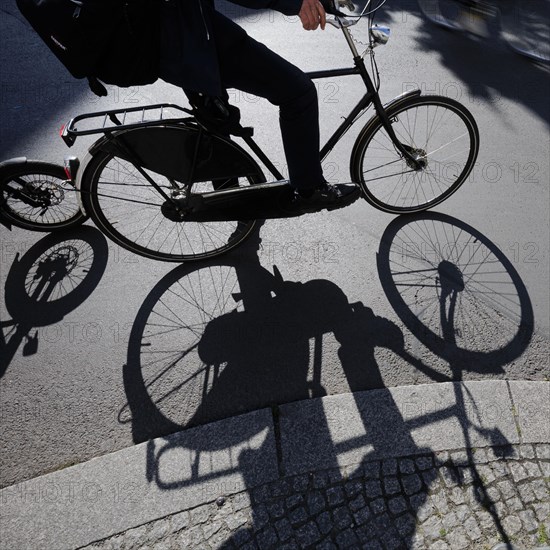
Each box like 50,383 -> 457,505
321,0 -> 348,17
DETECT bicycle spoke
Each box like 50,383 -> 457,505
1,164 -> 84,230
84,139 -> 261,261
356,97 -> 477,212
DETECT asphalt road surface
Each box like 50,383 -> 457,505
1,0 -> 548,488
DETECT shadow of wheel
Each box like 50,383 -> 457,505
4,226 -> 109,326
121,255 -> 265,448
376,212 -> 534,369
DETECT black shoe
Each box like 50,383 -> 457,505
285,182 -> 361,214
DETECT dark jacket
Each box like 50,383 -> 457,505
159,0 -> 303,96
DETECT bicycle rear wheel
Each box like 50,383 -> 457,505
0,159 -> 86,232
80,126 -> 264,262
351,95 -> 479,213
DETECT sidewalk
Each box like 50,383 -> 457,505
1,380 -> 549,550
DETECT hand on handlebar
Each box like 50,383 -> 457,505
299,0 -> 327,31
298,0 -> 348,32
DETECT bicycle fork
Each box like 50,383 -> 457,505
341,25 -> 425,171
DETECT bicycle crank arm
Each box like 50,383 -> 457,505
180,180 -> 301,221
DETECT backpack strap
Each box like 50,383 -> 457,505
87,76 -> 108,97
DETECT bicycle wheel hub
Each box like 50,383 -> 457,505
437,260 -> 465,293
41,185 -> 65,206
16,182 -> 64,208
161,199 -> 190,222
406,148 -> 428,171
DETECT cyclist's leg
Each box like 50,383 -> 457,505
210,10 -> 324,193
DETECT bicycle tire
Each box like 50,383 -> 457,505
351,95 -> 479,213
80,125 -> 265,262
0,159 -> 86,232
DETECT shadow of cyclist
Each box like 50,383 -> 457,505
122,224 -> 436,548
122,223 -> 412,444
122,211 -> 531,546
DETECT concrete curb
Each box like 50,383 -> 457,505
1,381 -> 548,549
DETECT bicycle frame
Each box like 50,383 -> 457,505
239,22 -> 423,181
66,16 -> 423,208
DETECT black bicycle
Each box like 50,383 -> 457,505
23,0 -> 479,261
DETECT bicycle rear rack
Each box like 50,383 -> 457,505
60,104 -> 195,147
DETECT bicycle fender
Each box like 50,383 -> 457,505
349,89 -> 421,180
383,89 -> 421,110
75,150 -> 95,217
0,158 -> 29,229
0,214 -> 13,230
90,125 -> 261,183
0,157 -> 29,169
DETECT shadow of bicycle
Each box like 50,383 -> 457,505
121,224 -> 407,444
377,211 -> 535,372
0,226 -> 108,378
117,212 -> 538,546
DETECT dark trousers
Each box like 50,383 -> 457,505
160,7 -> 324,190
212,12 -> 324,190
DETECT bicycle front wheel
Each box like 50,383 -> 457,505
0,159 -> 86,232
351,95 -> 479,213
81,129 -> 264,262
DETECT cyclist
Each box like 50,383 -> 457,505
158,0 -> 360,213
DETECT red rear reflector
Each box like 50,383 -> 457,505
59,124 -> 65,137
63,157 -> 80,181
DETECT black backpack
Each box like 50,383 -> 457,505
16,0 -> 160,96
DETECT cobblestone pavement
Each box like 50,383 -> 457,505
83,444 -> 550,550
